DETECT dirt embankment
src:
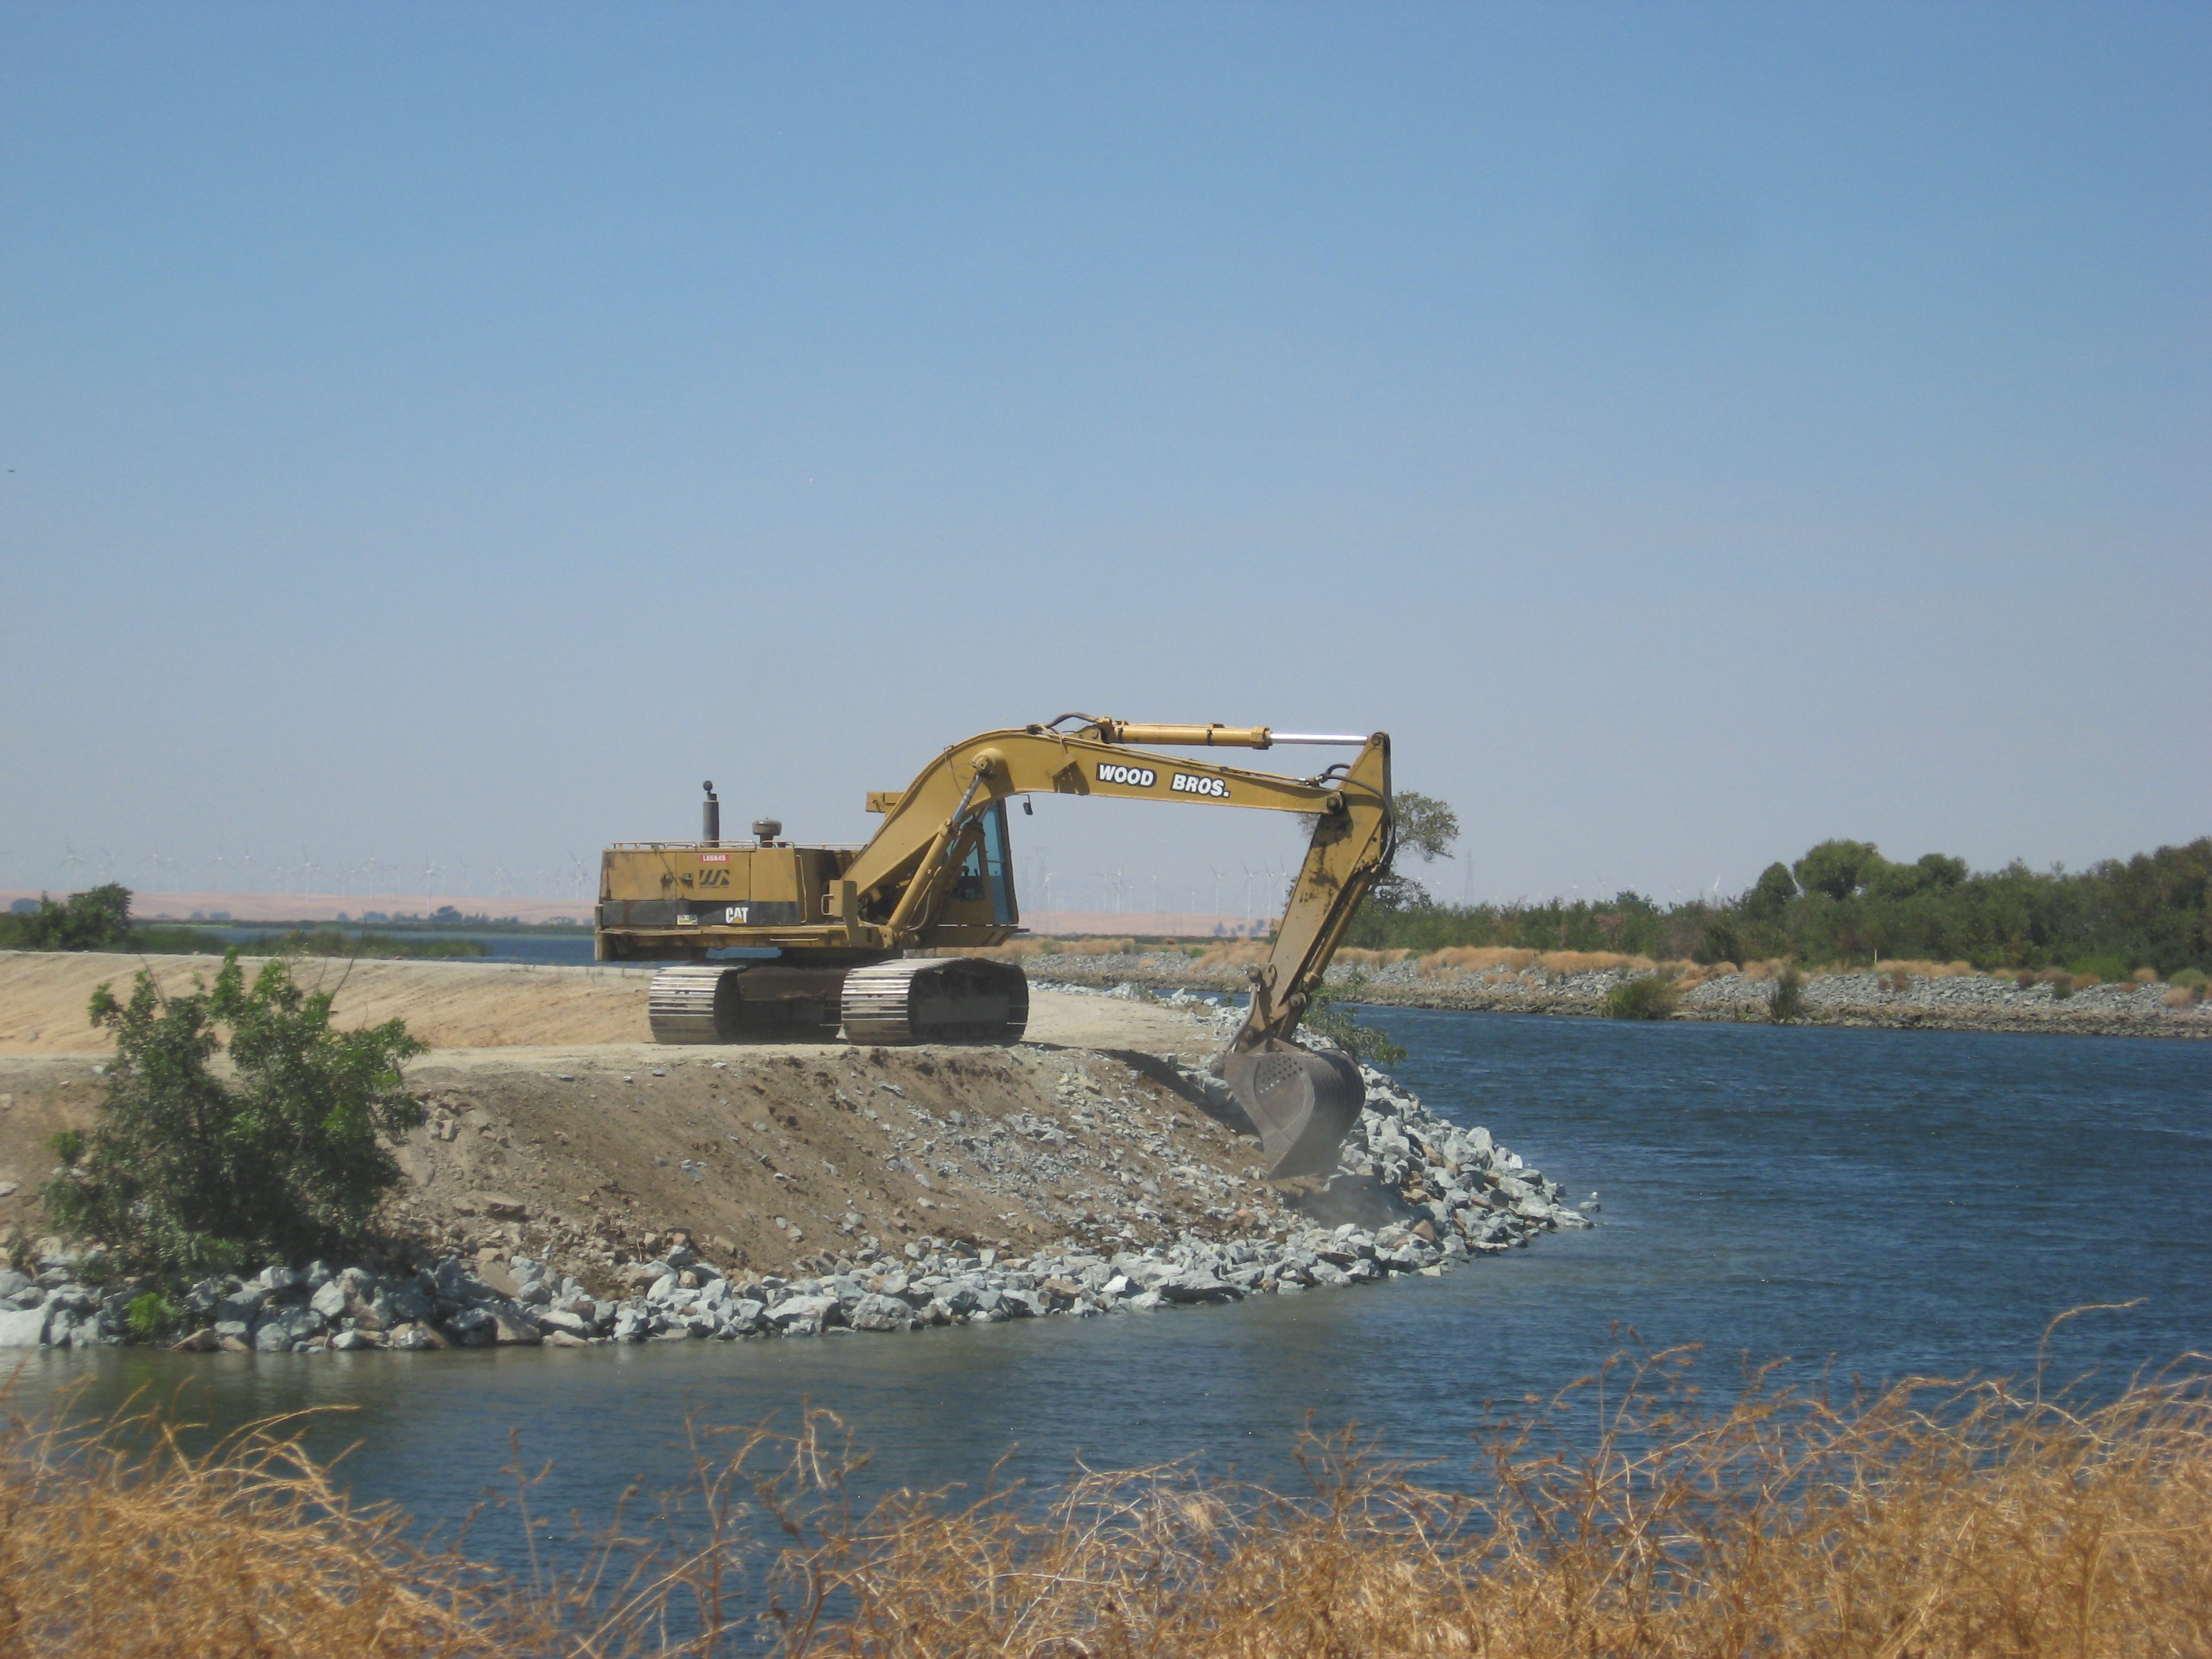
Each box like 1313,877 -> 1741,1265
0,953 -> 1263,1290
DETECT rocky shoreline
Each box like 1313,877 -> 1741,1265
1030,956 -> 2211,1040
0,1056 -> 1591,1354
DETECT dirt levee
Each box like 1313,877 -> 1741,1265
0,952 -> 1255,1282
0,952 -> 1208,1056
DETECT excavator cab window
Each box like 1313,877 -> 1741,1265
951,802 -> 1018,924
980,799 -> 1017,924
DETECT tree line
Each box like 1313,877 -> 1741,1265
1355,801 -> 2210,979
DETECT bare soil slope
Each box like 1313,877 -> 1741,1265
0,952 -> 1253,1290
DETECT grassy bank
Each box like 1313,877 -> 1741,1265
5,1347 -> 2206,1656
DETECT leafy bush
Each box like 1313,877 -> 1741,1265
1769,967 -> 1806,1022
1303,975 -> 1406,1065
0,884 -> 133,950
1604,973 -> 1678,1020
123,1289 -> 182,1341
44,950 -> 426,1271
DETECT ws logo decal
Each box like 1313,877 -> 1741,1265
1096,763 -> 1231,799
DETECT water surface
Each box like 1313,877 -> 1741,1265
10,1010 -> 2206,1537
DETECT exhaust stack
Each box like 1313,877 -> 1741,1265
701,781 -> 720,846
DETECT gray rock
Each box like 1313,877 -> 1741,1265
846,1293 -> 914,1331
0,1269 -> 29,1302
490,1310 -> 543,1345
383,1282 -> 436,1324
0,1305 -> 50,1347
330,1328 -> 375,1350
385,1323 -> 439,1351
1159,1276 -> 1242,1305
612,1305 -> 649,1342
534,1307 -> 592,1339
309,1278 -> 352,1320
47,1310 -> 100,1348
447,1307 -> 498,1346
770,1293 -> 838,1331
253,1320 -> 293,1352
216,1287 -> 268,1325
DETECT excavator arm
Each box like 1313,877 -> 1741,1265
844,717 -> 1395,1173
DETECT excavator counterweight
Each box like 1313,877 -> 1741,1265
595,716 -> 1396,1176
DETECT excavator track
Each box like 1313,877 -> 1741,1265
647,963 -> 846,1044
841,958 -> 1029,1045
647,964 -> 735,1043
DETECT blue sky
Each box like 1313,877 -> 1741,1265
2,3 -> 2205,912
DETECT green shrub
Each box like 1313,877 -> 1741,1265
1604,973 -> 1678,1020
124,1290 -> 182,1341
0,884 -> 133,950
1694,920 -> 1747,966
44,950 -> 426,1272
1769,967 -> 1806,1022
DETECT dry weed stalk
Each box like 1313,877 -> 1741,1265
4,1336 -> 2208,1658
776,1344 -> 2212,1659
0,1390 -> 524,1657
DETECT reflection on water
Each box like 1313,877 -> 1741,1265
9,1011 -> 2207,1548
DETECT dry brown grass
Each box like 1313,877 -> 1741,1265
1870,959 -> 1983,981
1416,947 -> 1539,976
1333,948 -> 1414,969
7,1335 -> 2209,1658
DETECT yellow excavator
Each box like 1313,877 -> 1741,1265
594,716 -> 1396,1175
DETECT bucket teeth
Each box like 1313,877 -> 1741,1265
841,958 -> 1029,1045
1221,1042 -> 1364,1177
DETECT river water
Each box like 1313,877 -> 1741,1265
8,1010 -> 2207,1547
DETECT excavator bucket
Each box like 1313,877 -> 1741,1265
1221,1041 -> 1366,1178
